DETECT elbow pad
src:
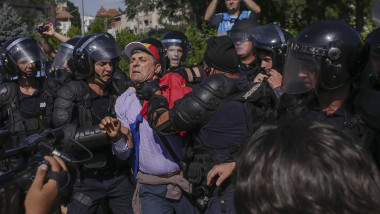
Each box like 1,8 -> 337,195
170,74 -> 238,131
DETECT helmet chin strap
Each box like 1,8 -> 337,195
94,72 -> 111,85
18,70 -> 36,79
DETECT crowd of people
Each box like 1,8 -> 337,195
1,0 -> 380,214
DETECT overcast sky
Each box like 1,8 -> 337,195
69,0 -> 125,16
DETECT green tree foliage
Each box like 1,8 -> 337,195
124,0 -> 210,28
124,0 -> 376,36
90,17 -> 106,34
67,1 -> 81,28
0,3 -> 28,46
67,25 -> 82,38
256,0 -> 374,34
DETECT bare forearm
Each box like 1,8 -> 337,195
52,32 -> 70,42
243,0 -> 261,14
40,36 -> 56,58
205,0 -> 219,21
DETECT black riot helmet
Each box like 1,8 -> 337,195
161,31 -> 190,63
282,20 -> 369,94
0,36 -> 46,80
250,24 -> 293,73
229,19 -> 258,45
68,33 -> 122,81
138,38 -> 167,74
51,36 -> 81,70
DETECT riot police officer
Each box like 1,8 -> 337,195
280,20 -> 380,167
0,36 -> 61,159
161,31 -> 190,70
53,33 -> 133,213
229,19 -> 260,85
160,32 -> 204,85
251,24 -> 292,100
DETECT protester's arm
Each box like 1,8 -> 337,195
243,0 -> 261,14
43,23 -> 70,42
100,116 -> 134,160
24,156 -> 67,214
37,24 -> 56,59
204,0 -> 219,21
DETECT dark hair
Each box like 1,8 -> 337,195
235,118 -> 380,214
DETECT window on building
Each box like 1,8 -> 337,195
144,20 -> 149,26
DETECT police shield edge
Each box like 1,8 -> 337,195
372,1 -> 380,27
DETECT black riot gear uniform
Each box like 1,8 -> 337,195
363,28 -> 380,90
54,33 -> 133,214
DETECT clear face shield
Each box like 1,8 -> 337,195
229,31 -> 253,44
51,43 -> 75,70
281,42 -> 323,94
7,37 -> 47,68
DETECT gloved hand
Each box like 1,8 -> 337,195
135,79 -> 161,100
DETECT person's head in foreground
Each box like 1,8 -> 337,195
235,118 -> 380,214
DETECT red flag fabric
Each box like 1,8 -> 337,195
139,72 -> 192,120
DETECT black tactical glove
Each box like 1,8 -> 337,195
135,79 -> 160,100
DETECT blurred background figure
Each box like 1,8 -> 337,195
235,118 -> 380,214
205,0 -> 261,36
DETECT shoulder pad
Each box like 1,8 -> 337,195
354,88 -> 380,130
42,77 -> 63,97
169,74 -> 239,131
0,82 -> 17,106
200,74 -> 238,98
57,80 -> 89,102
111,71 -> 131,96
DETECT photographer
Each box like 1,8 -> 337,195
24,155 -> 67,214
36,23 -> 70,59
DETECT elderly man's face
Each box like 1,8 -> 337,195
225,0 -> 241,11
129,51 -> 161,84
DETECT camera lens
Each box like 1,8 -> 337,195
37,26 -> 46,33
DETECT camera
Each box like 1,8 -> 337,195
37,25 -> 47,33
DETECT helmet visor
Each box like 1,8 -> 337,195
229,31 -> 253,44
51,43 -> 74,69
162,39 -> 184,50
82,34 -> 122,61
7,37 -> 47,65
281,42 -> 322,94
